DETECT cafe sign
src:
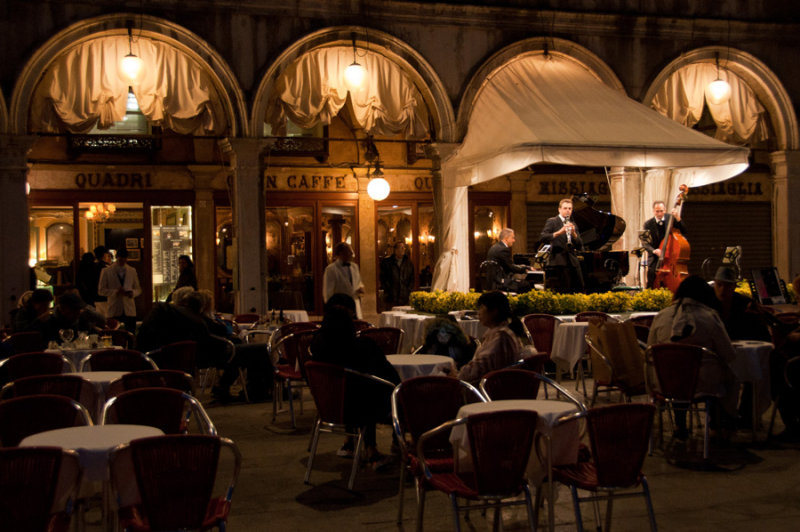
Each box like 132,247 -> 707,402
263,171 -> 435,193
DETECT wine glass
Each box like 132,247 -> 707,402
58,328 -> 74,346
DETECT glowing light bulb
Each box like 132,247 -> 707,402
344,62 -> 366,91
367,177 -> 390,201
120,53 -> 143,83
707,78 -> 731,105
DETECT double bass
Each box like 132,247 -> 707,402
653,185 -> 690,292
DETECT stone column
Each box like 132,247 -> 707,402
0,135 -> 36,326
509,174 -> 529,253
219,138 -> 271,316
424,144 -> 445,259
187,165 -> 222,295
607,166 -> 644,286
357,173 -> 377,320
770,151 -> 800,280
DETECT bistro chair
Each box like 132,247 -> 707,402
585,332 -> 646,406
0,394 -> 93,447
1,373 -> 98,422
521,313 -> 562,355
304,361 -> 395,491
573,311 -> 618,396
353,319 -> 374,332
627,314 -> 655,328
79,349 -> 157,372
480,368 -> 586,410
267,322 -> 320,363
0,446 -> 82,532
99,328 -> 136,349
356,326 -> 404,356
3,331 -> 46,354
145,340 -> 197,376
109,434 -> 241,532
107,369 -> 195,399
417,410 -> 539,532
550,403 -> 657,532
645,343 -> 721,459
391,375 -> 486,525
272,330 -> 317,428
102,387 -> 217,436
0,351 -> 75,386
233,313 -> 260,326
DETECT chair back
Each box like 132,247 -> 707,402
521,314 -> 561,353
80,349 -> 157,372
114,370 -> 194,395
481,368 -> 542,399
2,374 -> 97,420
627,314 -> 655,327
304,362 -> 348,425
645,343 -> 706,403
5,331 -> 46,354
392,376 -> 484,454
274,330 -> 317,377
0,352 -> 74,385
0,394 -> 92,447
0,447 -> 82,531
478,259 -> 504,291
510,353 -> 550,374
574,311 -> 615,324
466,410 -> 538,495
103,387 -> 216,435
146,341 -> 197,375
233,313 -> 260,324
585,403 -> 655,488
353,319 -> 374,332
356,326 -> 403,355
110,435 -> 240,531
99,328 -> 136,349
270,322 -> 319,357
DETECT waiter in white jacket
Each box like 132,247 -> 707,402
323,242 -> 365,318
98,248 -> 142,332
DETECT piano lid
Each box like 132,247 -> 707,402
570,193 -> 626,251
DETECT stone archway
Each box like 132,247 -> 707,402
644,46 -> 800,279
250,25 -> 455,142
9,13 -> 247,136
0,91 -> 8,134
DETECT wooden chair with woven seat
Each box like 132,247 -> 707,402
0,394 -> 93,447
0,351 -> 75,386
356,326 -> 404,356
417,409 -> 540,532
549,403 -> 657,532
0,447 -> 83,532
102,386 -> 217,436
391,375 -> 486,525
79,349 -> 157,372
1,373 -> 99,422
109,434 -> 241,532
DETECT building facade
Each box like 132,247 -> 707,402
1,1 -> 798,323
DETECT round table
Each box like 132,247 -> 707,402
387,354 -> 457,380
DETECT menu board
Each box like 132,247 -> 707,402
152,225 -> 192,287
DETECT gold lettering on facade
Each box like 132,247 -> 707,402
265,174 -> 348,190
74,173 -> 152,188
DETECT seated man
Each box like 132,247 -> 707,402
486,228 -> 533,293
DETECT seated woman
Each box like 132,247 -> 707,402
419,316 -> 476,368
310,293 -> 401,468
647,275 -> 738,439
457,291 -> 530,385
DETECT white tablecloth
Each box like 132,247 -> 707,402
550,321 -> 590,370
380,311 -> 487,353
81,371 -> 129,422
450,399 -> 579,484
731,340 -> 774,416
387,354 -> 457,380
20,424 -> 163,481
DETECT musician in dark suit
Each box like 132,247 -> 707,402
486,228 -> 532,293
540,198 -> 584,293
642,200 -> 685,288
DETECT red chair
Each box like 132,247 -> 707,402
107,369 -> 195,398
233,313 -> 260,325
391,376 -> 486,524
304,361 -> 395,491
272,330 -> 317,428
0,447 -> 82,532
356,326 -> 404,356
145,340 -> 197,376
109,434 -> 241,532
4,331 -> 46,354
0,352 -> 75,386
480,368 -> 586,410
102,387 -> 216,436
99,328 -> 136,349
551,403 -> 657,532
1,374 -> 99,422
0,394 -> 93,447
268,322 -> 320,358
417,410 -> 539,531
353,319 -> 374,332
521,313 -> 562,355
79,349 -> 157,372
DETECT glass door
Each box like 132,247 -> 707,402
151,205 -> 193,302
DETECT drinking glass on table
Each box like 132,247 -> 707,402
58,328 -> 74,347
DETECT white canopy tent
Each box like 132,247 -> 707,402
433,53 -> 750,292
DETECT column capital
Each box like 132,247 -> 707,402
187,165 -> 224,189
219,137 -> 275,173
769,150 -> 800,178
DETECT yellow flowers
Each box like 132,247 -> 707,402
410,288 -> 675,315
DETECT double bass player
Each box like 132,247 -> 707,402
642,200 -> 686,289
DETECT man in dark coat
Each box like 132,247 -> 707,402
641,200 -> 685,288
379,242 -> 415,308
486,228 -> 532,293
540,198 -> 584,293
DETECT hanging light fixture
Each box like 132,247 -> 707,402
120,20 -> 143,83
343,33 -> 367,91
367,162 -> 390,201
84,203 -> 117,221
706,52 -> 731,105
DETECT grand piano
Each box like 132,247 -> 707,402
518,193 -> 630,293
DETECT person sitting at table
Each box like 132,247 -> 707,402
11,288 -> 54,334
647,275 -> 738,440
419,316 -> 476,369
713,266 -> 771,342
457,291 -> 530,385
310,293 -> 401,468
41,292 -> 106,344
